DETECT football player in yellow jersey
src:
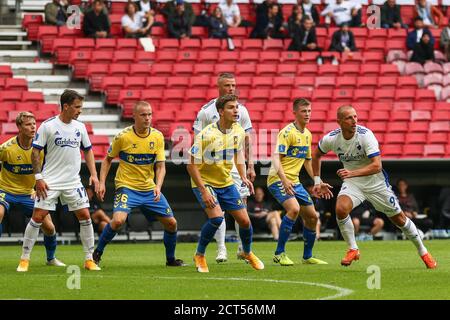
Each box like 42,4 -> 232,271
187,94 -> 264,273
267,98 -> 332,266
93,101 -> 185,267
0,112 -> 65,267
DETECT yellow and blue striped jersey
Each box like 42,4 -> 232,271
108,126 -> 165,191
189,122 -> 245,188
267,123 -> 312,186
0,137 -> 43,195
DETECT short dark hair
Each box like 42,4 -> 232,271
216,94 -> 238,111
293,98 -> 311,111
93,0 -> 104,5
60,89 -> 84,109
414,17 -> 423,22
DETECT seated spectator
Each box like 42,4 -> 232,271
86,186 -> 111,235
440,20 -> 450,61
122,1 -> 153,38
247,187 -> 281,241
45,0 -> 68,26
414,0 -> 443,29
134,0 -> 163,27
251,3 -> 285,39
351,201 -> 385,240
396,179 -> 433,233
410,33 -> 435,64
209,7 -> 229,39
83,0 -> 110,38
288,17 -> 319,52
299,0 -> 320,25
162,0 -> 195,26
287,5 -> 304,38
329,23 -> 357,52
219,0 -> 241,28
321,0 -> 362,27
167,0 -> 192,39
381,0 -> 408,29
406,17 -> 434,50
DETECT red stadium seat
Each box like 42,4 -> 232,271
5,78 -> 27,91
197,51 -> 219,64
162,89 -> 185,103
332,89 -> 353,102
129,64 -> 152,77
201,39 -> 224,52
1,123 -> 19,135
403,145 -> 424,157
298,65 -> 318,76
109,64 -> 130,77
86,63 -> 109,92
177,51 -> 198,64
113,51 -> 135,64
354,89 -> 374,102
188,76 -> 211,89
219,51 -> 239,64
21,92 -> 43,103
52,38 -> 74,65
277,64 -> 298,77
185,89 -> 206,103
337,77 -> 357,89
369,111 -> 390,122
317,65 -> 338,77
263,39 -> 284,51
312,89 -> 332,102
234,64 -> 255,76
179,38 -> 201,50
381,144 -> 403,157
22,14 -> 43,41
364,40 -> 385,54
102,77 -> 124,104
410,110 -> 431,122
415,89 -> 436,102
380,64 -> 400,77
273,77 -> 294,89
145,77 -> 166,90
374,89 -> 395,102
429,121 -> 450,132
91,51 -> 113,64
366,122 -> 387,133
252,77 -> 273,89
315,77 -> 336,89
280,51 -> 300,64
384,133 -> 405,144
151,64 -> 173,77
259,52 -> 281,64
69,51 -> 91,79
397,76 -> 418,89
360,64 -> 380,77
395,89 -> 415,102
158,39 -> 179,51
156,51 -> 177,63
339,65 -> 360,77
387,121 -> 408,132
37,25 -> 58,54
0,91 -> 22,102
134,51 -> 155,64
405,133 -> 427,144
242,39 -> 263,51
248,89 -> 270,102
424,144 -> 445,157
408,122 -> 429,132
95,39 -> 116,51
141,89 -> 164,105
191,26 -> 207,38
269,89 -> 290,103
427,133 -> 447,144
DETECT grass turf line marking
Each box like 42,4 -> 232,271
155,276 -> 354,300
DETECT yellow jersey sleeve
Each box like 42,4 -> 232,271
275,128 -> 291,155
189,132 -> 204,161
0,143 -> 6,162
306,131 -> 312,160
108,133 -> 122,158
156,132 -> 166,162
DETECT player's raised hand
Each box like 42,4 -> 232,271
282,180 -> 295,196
319,183 -> 334,199
201,189 -> 216,209
337,169 -> 353,180
97,181 -> 106,202
89,174 -> 100,193
247,165 -> 256,182
154,186 -> 161,202
242,177 -> 255,195
35,179 -> 49,200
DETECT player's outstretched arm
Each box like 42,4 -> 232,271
84,148 -> 99,192
32,147 -> 48,200
311,148 -> 333,199
97,156 -> 113,202
244,132 -> 256,182
235,149 -> 254,195
153,161 -> 166,202
337,155 -> 382,179
187,156 -> 216,208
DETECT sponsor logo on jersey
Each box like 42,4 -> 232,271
54,137 -> 80,148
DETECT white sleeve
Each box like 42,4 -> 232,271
121,15 -> 131,28
234,4 -> 240,16
318,134 -> 333,154
364,130 -> 380,159
32,122 -> 48,150
80,124 -> 92,151
321,4 -> 332,16
239,106 -> 253,132
193,108 -> 207,135
351,0 -> 362,10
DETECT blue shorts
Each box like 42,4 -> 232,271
113,187 -> 174,221
268,182 -> 313,207
0,189 -> 34,217
192,185 -> 246,212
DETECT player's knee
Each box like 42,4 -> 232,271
335,204 -> 351,219
374,218 -> 384,227
111,218 -> 126,230
165,218 -> 178,231
286,207 -> 300,219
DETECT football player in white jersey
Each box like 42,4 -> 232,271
17,90 -> 101,272
193,73 -> 255,263
312,105 -> 437,269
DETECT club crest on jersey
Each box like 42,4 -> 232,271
149,142 -> 154,150
75,129 -> 81,137
55,137 -> 79,148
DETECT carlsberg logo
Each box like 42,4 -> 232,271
55,137 -> 79,148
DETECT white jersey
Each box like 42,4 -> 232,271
318,125 -> 388,192
32,116 -> 92,190
193,98 -> 252,135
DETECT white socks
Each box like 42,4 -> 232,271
79,219 -> 95,261
21,219 -> 41,260
214,218 -> 226,249
399,218 -> 427,256
337,215 -> 358,250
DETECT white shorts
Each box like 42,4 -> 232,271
231,169 -> 250,198
338,181 -> 402,218
34,185 -> 90,212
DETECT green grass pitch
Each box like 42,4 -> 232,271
1,240 -> 449,300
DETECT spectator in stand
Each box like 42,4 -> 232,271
414,0 -> 444,29
407,17 -> 434,50
287,5 -> 304,38
247,187 -> 281,241
299,0 -> 320,26
321,0 -> 362,27
134,0 -> 164,27
396,179 -> 433,233
329,23 -> 357,52
381,0 -> 408,29
440,20 -> 450,61
219,0 -> 242,28
251,3 -> 286,39
162,0 -> 196,26
86,186 -> 111,236
251,0 -> 284,38
351,201 -> 385,241
288,17 -> 319,52
45,0 -> 68,26
83,0 -> 110,38
167,0 -> 193,39
209,7 -> 229,39
122,1 -> 154,38
410,33 -> 435,64
438,187 -> 450,228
